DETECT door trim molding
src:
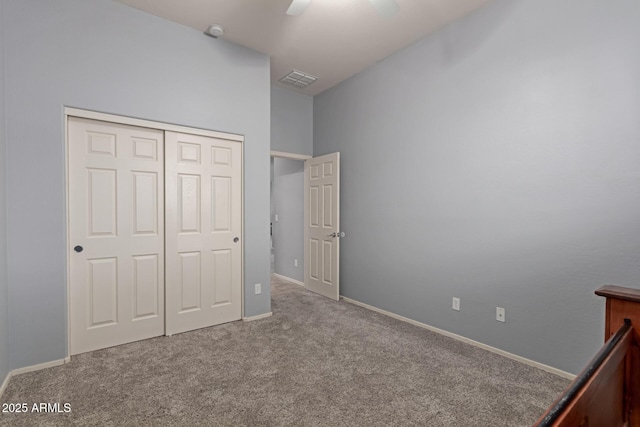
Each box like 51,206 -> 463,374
270,151 -> 309,292
270,150 -> 312,160
64,107 -> 245,359
65,108 -> 244,141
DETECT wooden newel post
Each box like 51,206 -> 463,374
596,285 -> 640,342
595,285 -> 640,426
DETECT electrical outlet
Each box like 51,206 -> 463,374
496,307 -> 505,322
274,214 -> 279,222
294,259 -> 298,267
452,297 -> 460,311
255,283 -> 261,295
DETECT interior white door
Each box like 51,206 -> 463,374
165,132 -> 242,335
304,152 -> 340,300
68,117 -> 165,355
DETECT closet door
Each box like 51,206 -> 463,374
165,132 -> 242,335
68,117 -> 165,355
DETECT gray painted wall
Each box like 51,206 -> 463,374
270,86 -> 313,282
0,0 -> 10,385
271,86 -> 313,156
4,0 -> 271,370
272,158 -> 304,282
313,0 -> 640,374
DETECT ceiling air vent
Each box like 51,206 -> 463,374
279,69 -> 317,88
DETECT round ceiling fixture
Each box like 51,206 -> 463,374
205,24 -> 224,39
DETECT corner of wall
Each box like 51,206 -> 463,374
270,85 -> 313,156
0,0 -> 12,389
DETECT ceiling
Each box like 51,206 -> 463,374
116,0 -> 495,96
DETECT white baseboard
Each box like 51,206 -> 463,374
0,370 -> 11,399
272,273 -> 304,287
11,357 -> 71,376
243,312 -> 273,322
341,296 -> 575,380
0,357 -> 71,398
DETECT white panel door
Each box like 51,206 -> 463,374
305,152 -> 340,300
165,132 -> 242,335
68,117 -> 165,355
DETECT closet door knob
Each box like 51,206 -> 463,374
74,245 -> 83,253
233,237 -> 239,243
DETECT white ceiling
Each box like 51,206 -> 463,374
116,0 -> 495,96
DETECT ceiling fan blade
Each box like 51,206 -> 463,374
369,0 -> 399,17
286,0 -> 312,16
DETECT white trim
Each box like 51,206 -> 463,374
0,357 -> 71,398
272,273 -> 304,287
241,133 -> 245,323
242,312 -> 273,322
11,357 -> 71,376
65,107 -> 244,142
341,296 -> 576,380
270,150 -> 312,160
64,108 -> 71,359
0,371 -> 11,398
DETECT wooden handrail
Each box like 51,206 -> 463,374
595,285 -> 640,304
534,285 -> 640,427
535,319 -> 632,426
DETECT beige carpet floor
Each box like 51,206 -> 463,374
0,276 -> 568,426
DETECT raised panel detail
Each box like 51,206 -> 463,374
132,172 -> 157,235
70,117 -> 166,355
88,258 -> 118,328
212,147 -> 232,166
310,164 -> 320,180
212,250 -> 232,306
309,186 -> 319,228
323,162 -> 333,178
132,137 -> 158,160
212,177 -> 231,232
165,131 -> 242,335
178,142 -> 201,164
309,239 -> 319,280
322,241 -> 333,285
179,252 -> 201,313
133,255 -> 159,320
87,132 -> 116,157
178,174 -> 201,233
88,168 -> 117,236
323,184 -> 333,228
303,152 -> 339,301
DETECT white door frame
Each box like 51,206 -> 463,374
270,150 -> 312,161
269,150 -> 311,285
271,150 -> 342,299
65,107 -> 245,358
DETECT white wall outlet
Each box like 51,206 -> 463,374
452,297 -> 460,311
274,214 -> 279,222
294,259 -> 298,267
496,307 -> 505,322
255,283 -> 262,295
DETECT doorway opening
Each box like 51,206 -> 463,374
270,151 -> 309,287
269,150 -> 341,301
